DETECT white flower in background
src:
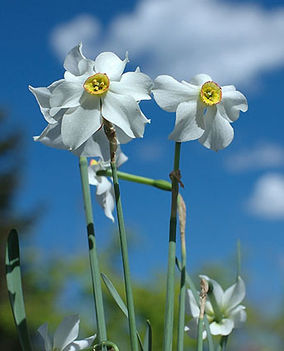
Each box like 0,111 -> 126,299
153,74 -> 248,151
185,276 -> 246,338
38,315 -> 96,351
30,43 -> 152,155
88,151 -> 128,221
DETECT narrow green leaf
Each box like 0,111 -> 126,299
175,258 -> 215,351
101,273 -> 144,350
143,320 -> 152,351
101,273 -> 128,316
5,229 -> 33,351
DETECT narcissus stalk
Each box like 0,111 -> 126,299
104,119 -> 139,351
79,157 -> 107,345
163,141 -> 182,351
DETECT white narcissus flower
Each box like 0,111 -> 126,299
88,151 -> 128,222
153,74 -> 248,151
185,276 -> 246,339
30,43 -> 152,156
38,315 -> 96,351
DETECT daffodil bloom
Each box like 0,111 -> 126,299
153,74 -> 248,151
185,276 -> 246,338
88,151 -> 127,221
37,315 -> 96,351
30,43 -> 152,154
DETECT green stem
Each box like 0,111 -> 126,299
96,169 -> 172,191
163,142 -> 182,351
177,195 -> 186,351
79,157 -> 107,343
197,317 -> 204,351
216,336 -> 228,351
110,159 -> 139,351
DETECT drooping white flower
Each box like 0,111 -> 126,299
153,74 -> 248,151
37,315 -> 96,351
185,276 -> 246,338
30,43 -> 152,156
88,151 -> 128,222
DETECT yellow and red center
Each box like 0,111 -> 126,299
200,81 -> 222,106
90,159 -> 98,166
84,73 -> 110,95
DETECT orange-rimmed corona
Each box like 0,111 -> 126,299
84,73 -> 110,95
200,81 -> 222,106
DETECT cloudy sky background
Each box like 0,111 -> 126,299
1,0 -> 284,315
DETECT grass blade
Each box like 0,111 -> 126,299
101,273 -> 144,350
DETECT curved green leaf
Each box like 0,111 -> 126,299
143,320 -> 152,351
101,273 -> 143,350
5,229 -> 33,351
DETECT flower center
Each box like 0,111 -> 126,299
200,81 -> 222,106
90,159 -> 98,166
84,73 -> 110,95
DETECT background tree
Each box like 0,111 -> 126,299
0,110 -> 64,351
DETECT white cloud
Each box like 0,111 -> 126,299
50,0 -> 284,85
226,142 -> 284,172
246,173 -> 284,219
50,14 -> 101,58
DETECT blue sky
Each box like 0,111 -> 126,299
1,0 -> 284,314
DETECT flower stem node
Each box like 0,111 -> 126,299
200,81 -> 222,106
169,169 -> 184,188
84,73 -> 110,95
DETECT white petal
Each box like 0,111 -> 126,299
153,75 -> 197,112
88,164 -> 99,186
96,185 -> 115,222
29,80 -> 64,124
186,289 -> 200,318
200,275 -> 224,307
110,72 -> 153,101
102,91 -> 149,138
204,300 -> 214,316
229,305 -> 247,326
115,126 -> 133,144
96,176 -> 112,195
63,44 -> 86,76
222,85 -> 236,93
198,107 -> 234,151
169,101 -> 204,142
189,74 -> 212,86
37,323 -> 52,351
184,319 -> 207,340
209,319 -> 234,336
219,89 -> 248,122
61,95 -> 101,149
94,52 -> 128,81
53,315 -> 80,351
65,335 -> 96,351
72,127 -> 109,159
50,81 -> 83,111
223,276 -> 246,311
33,122 -> 67,150
116,151 -> 128,168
